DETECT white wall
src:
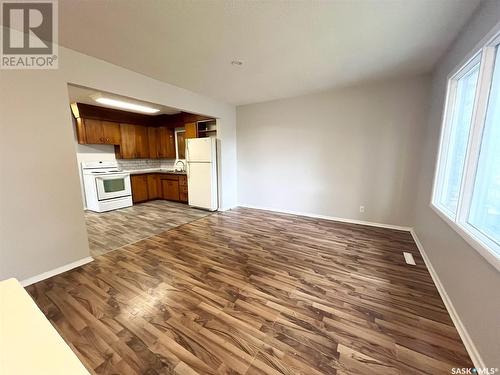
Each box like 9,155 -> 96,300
413,0 -> 500,367
0,34 -> 237,281
237,75 -> 430,227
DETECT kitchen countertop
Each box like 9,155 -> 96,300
124,168 -> 187,175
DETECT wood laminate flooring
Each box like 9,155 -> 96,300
27,207 -> 473,374
85,200 -> 210,256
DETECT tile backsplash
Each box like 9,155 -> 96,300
117,159 -> 176,171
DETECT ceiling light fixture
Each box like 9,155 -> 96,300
231,60 -> 243,66
91,94 -> 160,114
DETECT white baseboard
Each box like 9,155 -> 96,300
410,229 -> 484,369
218,205 -> 237,212
237,204 -> 412,231
20,256 -> 94,287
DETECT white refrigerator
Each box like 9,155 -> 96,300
186,137 -> 218,211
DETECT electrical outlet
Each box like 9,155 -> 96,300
359,206 -> 365,213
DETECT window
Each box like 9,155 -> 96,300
432,31 -> 500,271
435,59 -> 480,217
468,47 -> 500,248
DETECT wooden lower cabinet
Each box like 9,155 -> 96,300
147,174 -> 160,199
161,177 -> 180,201
130,174 -> 149,203
179,175 -> 188,203
131,173 -> 187,204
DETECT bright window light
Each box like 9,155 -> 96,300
93,96 -> 160,114
435,61 -> 480,217
468,47 -> 500,248
432,29 -> 500,271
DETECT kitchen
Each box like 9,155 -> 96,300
69,85 -> 218,256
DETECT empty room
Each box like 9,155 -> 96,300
1,1 -> 499,374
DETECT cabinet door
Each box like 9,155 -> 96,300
147,174 -> 159,199
131,174 -> 149,203
84,119 -> 104,144
179,175 -> 188,202
102,121 -> 121,144
135,125 -> 149,158
148,127 -> 159,159
157,127 -> 176,159
185,122 -> 198,139
177,131 -> 186,159
165,128 -> 175,158
118,124 -> 137,159
161,178 -> 180,201
157,127 -> 167,158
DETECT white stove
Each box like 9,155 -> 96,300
82,161 -> 132,212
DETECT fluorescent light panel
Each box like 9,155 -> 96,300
94,97 -> 160,114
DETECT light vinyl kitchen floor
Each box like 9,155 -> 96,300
85,200 -> 211,256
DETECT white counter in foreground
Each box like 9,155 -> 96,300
0,278 -> 89,375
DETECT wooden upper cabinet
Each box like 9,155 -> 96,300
116,123 -> 149,159
166,128 -> 175,158
158,127 -> 176,159
135,125 -> 149,158
117,123 -> 137,159
148,127 -> 159,159
102,121 -> 121,144
185,122 -> 198,139
76,119 -> 121,145
177,131 -> 186,159
83,119 -> 104,144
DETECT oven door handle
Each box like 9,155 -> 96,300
95,174 -> 129,181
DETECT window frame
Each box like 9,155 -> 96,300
431,28 -> 500,272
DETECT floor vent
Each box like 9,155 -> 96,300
403,252 -> 416,265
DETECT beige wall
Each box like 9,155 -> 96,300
413,0 -> 500,367
0,36 -> 237,281
236,75 -> 430,226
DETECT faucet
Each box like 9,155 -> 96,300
174,160 -> 185,172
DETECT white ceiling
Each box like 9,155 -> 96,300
67,85 -> 181,115
59,0 -> 480,105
